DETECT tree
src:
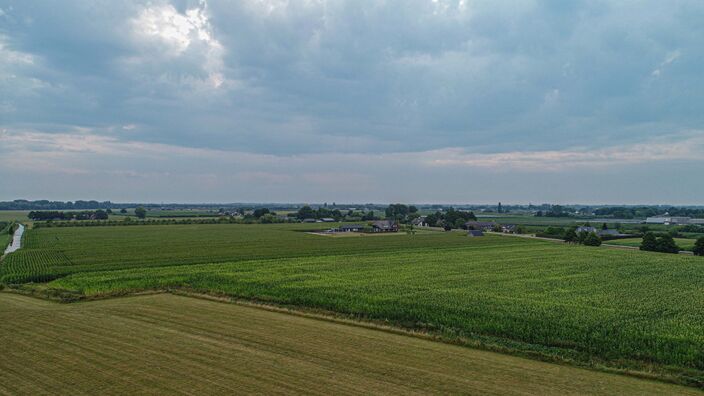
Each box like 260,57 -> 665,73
577,231 -> 589,244
120,208 -> 127,214
563,229 -> 578,243
601,223 -> 608,230
296,206 -> 315,220
582,232 -> 602,246
497,202 -> 503,213
361,211 -> 378,221
656,235 -> 680,254
515,225 -> 526,234
693,237 -> 704,256
252,208 -> 270,218
134,206 -> 147,219
385,204 -> 410,221
640,232 -> 658,251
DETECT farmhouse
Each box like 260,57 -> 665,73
464,221 -> 495,231
575,226 -> 597,234
411,216 -> 428,227
467,230 -> 484,237
597,229 -> 627,237
302,218 -> 317,223
501,224 -> 517,233
372,220 -> 398,232
340,224 -> 364,232
320,218 -> 336,222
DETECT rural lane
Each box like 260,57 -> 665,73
4,223 -> 25,255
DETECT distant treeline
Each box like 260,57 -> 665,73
32,216 -> 298,228
593,206 -> 704,219
1,200 -> 118,210
28,210 -> 110,221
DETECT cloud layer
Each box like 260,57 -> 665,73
1,1 -> 703,203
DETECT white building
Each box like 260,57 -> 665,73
645,216 -> 691,225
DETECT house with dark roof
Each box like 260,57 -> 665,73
575,226 -> 597,234
372,220 -> 398,232
340,224 -> 364,232
501,224 -> 517,233
411,216 -> 428,227
464,221 -> 495,231
597,229 -> 628,238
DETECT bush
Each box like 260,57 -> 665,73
692,237 -> 704,256
640,232 -> 658,252
583,232 -> 602,247
656,235 -> 680,254
563,229 -> 578,243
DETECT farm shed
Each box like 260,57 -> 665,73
372,220 -> 398,232
467,230 -> 484,237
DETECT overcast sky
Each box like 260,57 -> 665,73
1,0 -> 703,204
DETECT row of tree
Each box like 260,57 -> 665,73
563,230 -> 602,246
424,208 -> 477,229
640,233 -> 680,254
536,205 -> 573,217
28,210 -> 110,221
1,200 -> 115,210
639,233 -> 704,255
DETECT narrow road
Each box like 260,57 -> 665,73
4,223 -> 25,255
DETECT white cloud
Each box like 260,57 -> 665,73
423,133 -> 704,171
651,49 -> 681,77
3,129 -> 703,177
130,0 -> 227,88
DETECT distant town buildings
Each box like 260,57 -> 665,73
645,216 -> 704,225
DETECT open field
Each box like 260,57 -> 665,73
475,215 -> 586,226
4,223 -> 704,386
0,223 -> 477,282
111,208 -> 221,218
0,210 -> 29,222
607,237 -> 696,251
0,293 -> 699,396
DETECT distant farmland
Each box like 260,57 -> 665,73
2,224 -> 704,386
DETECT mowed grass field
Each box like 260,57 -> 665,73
0,293 -> 699,396
0,210 -> 29,222
3,223 -> 704,386
607,237 -> 696,251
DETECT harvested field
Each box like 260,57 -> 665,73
0,293 -> 699,395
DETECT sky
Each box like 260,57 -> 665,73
1,0 -> 703,204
